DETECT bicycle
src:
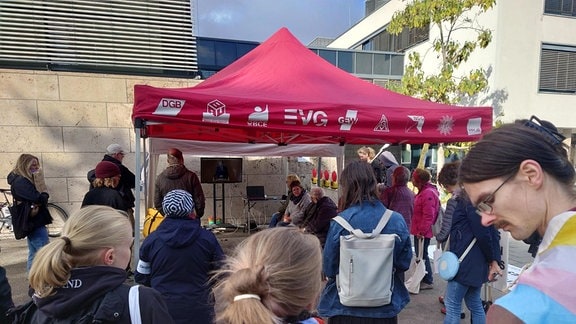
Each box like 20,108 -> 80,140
0,189 -> 12,232
0,188 -> 69,237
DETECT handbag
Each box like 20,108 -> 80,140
405,239 -> 426,294
438,236 -> 477,281
30,204 -> 40,217
8,202 -> 33,240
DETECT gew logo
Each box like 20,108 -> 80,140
284,109 -> 328,126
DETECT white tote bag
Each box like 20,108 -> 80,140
405,239 -> 426,294
433,243 -> 443,274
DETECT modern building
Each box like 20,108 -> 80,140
328,0 -> 576,160
0,0 -> 404,220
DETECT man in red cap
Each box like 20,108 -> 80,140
154,148 -> 205,218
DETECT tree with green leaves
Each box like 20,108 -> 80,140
388,0 -> 496,105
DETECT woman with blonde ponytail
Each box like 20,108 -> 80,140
11,206 -> 173,323
213,227 -> 324,324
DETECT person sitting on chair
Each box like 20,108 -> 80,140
299,187 -> 337,248
278,181 -> 311,227
268,174 -> 300,228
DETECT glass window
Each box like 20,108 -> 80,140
214,41 -> 237,67
318,49 -> 337,65
196,40 -> 216,67
373,54 -> 390,75
237,43 -> 257,58
544,0 -> 576,16
390,55 -> 404,75
337,51 -> 354,73
356,53 -> 373,74
539,44 -> 576,93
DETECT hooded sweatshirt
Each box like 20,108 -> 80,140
154,165 -> 205,217
12,266 -> 172,323
135,218 -> 224,323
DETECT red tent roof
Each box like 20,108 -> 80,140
133,28 -> 492,144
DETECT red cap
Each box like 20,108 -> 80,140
95,161 -> 120,178
168,148 -> 183,162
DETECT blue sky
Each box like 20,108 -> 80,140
194,0 -> 365,45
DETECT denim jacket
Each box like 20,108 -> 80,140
318,200 -> 412,319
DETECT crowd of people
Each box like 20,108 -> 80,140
3,115 -> 575,323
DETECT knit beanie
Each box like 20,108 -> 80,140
95,161 -> 120,178
289,180 -> 302,190
162,189 -> 195,219
168,148 -> 184,163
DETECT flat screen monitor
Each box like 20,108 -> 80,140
200,157 -> 243,183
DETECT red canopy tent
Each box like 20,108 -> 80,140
132,27 -> 492,145
130,28 -> 492,264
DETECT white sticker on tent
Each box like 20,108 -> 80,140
154,98 -> 185,116
467,118 -> 482,135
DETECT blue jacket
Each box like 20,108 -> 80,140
449,197 -> 501,287
135,218 -> 225,324
318,200 -> 412,319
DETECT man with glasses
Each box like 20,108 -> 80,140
459,116 -> 576,323
87,144 -> 136,229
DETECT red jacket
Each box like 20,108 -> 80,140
410,182 -> 439,238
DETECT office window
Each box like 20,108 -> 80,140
373,54 -> 391,75
318,49 -> 337,65
214,41 -> 237,67
539,44 -> 576,93
338,51 -> 354,73
544,0 -> 576,17
356,53 -> 373,74
367,26 -> 429,52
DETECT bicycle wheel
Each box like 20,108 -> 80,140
47,203 -> 69,237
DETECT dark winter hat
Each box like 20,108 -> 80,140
289,180 -> 302,189
95,161 -> 120,178
162,189 -> 195,219
167,148 -> 184,163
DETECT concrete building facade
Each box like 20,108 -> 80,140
329,0 -> 576,135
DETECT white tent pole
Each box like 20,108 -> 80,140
133,126 -> 142,268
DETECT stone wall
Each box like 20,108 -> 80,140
0,68 -> 341,225
0,69 -> 200,219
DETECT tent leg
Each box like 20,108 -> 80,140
133,128 -> 142,269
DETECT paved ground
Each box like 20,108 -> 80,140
0,227 -> 534,323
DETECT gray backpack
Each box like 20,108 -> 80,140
332,209 -> 397,307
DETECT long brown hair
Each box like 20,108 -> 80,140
339,160 -> 379,210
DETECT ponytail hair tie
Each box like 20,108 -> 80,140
233,294 -> 261,302
61,236 -> 72,253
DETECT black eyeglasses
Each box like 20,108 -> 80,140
523,116 -> 566,146
476,173 -> 515,215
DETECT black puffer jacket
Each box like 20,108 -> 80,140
7,172 -> 52,230
154,165 -> 205,217
81,187 -> 127,212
